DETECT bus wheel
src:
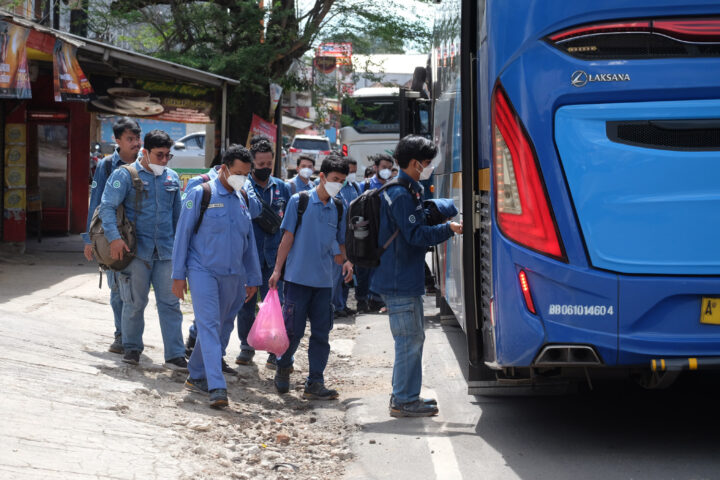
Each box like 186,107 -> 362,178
632,370 -> 681,390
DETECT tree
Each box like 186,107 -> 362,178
89,0 -> 431,142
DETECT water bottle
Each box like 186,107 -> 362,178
353,216 -> 369,258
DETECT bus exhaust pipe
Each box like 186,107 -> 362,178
534,345 -> 602,366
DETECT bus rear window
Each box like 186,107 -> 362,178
343,99 -> 400,133
292,139 -> 330,151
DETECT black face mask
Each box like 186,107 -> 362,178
254,167 -> 272,181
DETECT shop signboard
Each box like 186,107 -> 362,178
0,21 -> 31,99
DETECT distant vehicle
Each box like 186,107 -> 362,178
287,135 -> 332,172
339,87 -> 429,175
171,132 -> 206,168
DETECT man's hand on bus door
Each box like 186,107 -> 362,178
449,221 -> 463,235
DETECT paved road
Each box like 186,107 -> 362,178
345,296 -> 720,480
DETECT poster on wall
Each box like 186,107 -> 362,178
88,77 -> 216,123
0,21 -> 31,99
53,39 -> 94,101
246,114 -> 277,147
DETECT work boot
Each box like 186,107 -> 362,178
389,399 -> 439,418
266,353 -> 277,370
274,366 -> 293,394
185,335 -> 196,358
109,334 -> 124,354
235,349 -> 255,365
343,306 -> 357,316
184,376 -> 209,395
209,388 -> 229,409
164,357 -> 189,372
222,359 -> 238,375
303,382 -> 339,400
122,350 -> 140,365
368,298 -> 385,313
356,300 -> 370,314
390,394 -> 437,407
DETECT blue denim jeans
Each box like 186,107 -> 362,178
277,281 -> 333,384
188,270 -> 245,391
107,271 -> 123,336
235,262 -> 284,352
117,256 -> 185,360
381,295 -> 425,404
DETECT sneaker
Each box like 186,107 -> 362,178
390,399 -> 439,418
303,382 -> 339,400
235,349 -> 255,365
184,376 -> 209,395
109,334 -> 124,354
343,307 -> 357,316
274,366 -> 293,394
164,356 -> 189,372
209,388 -> 229,409
221,359 -> 237,375
185,335 -> 196,358
122,350 -> 140,365
390,394 -> 437,407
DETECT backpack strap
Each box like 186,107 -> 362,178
200,174 -> 211,182
291,180 -> 297,195
332,197 -> 343,227
376,177 -> 420,251
352,182 -> 360,195
294,190 -> 310,234
121,165 -> 144,216
194,182 -> 212,234
364,179 -> 370,192
104,158 -> 112,178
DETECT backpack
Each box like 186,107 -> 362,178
193,178 -> 249,234
89,165 -> 143,271
345,177 -> 416,268
295,190 -> 343,233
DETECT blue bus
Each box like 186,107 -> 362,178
427,0 -> 720,391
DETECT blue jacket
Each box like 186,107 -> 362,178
99,160 -> 182,262
339,180 -> 361,209
245,175 -> 292,268
370,171 -> 455,297
184,166 -> 262,219
82,149 -> 135,244
171,178 -> 262,285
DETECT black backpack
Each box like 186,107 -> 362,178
345,177 -> 416,268
295,190 -> 343,233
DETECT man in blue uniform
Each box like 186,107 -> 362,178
172,145 -> 262,408
332,157 -> 361,318
288,155 -> 315,194
235,139 -> 292,368
372,135 -> 462,417
83,117 -> 142,354
99,130 -> 187,370
356,153 -> 395,314
268,155 -> 352,400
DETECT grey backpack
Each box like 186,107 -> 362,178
89,165 -> 143,271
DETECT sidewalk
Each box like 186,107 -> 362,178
0,236 -> 355,480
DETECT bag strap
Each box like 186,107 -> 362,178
200,174 -> 210,182
104,158 -> 112,178
376,177 -> 420,253
121,165 -> 144,216
194,182 -> 212,234
332,197 -> 343,228
352,182 -> 360,195
294,190 -> 310,234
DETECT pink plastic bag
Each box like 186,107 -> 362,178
247,289 -> 289,356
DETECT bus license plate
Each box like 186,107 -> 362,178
700,297 -> 720,325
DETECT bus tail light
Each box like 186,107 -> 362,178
518,270 -> 536,314
341,144 -> 348,156
492,85 -> 565,261
289,147 -> 298,153
320,150 -> 331,155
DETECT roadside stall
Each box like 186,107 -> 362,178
0,13 -> 237,248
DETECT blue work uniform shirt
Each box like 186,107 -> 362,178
281,189 -> 346,288
287,175 -> 314,195
82,149 -> 136,244
171,178 -> 262,285
245,175 -> 292,268
361,175 -> 386,192
370,170 -> 455,297
98,159 -> 182,262
184,166 -> 262,219
339,180 -> 361,207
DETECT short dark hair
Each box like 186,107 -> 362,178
113,117 -> 141,139
144,130 -> 173,151
320,154 -> 349,176
364,168 -> 374,178
222,144 -> 252,166
344,156 -> 357,166
371,153 -> 394,168
296,154 -> 316,167
250,139 -> 273,157
394,135 -> 438,169
391,167 -> 398,172
250,133 -> 272,146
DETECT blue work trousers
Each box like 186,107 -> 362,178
381,295 -> 425,404
117,257 -> 185,361
107,271 -> 123,336
331,263 -> 346,312
187,270 -> 246,391
236,261 -> 283,352
277,281 -> 333,384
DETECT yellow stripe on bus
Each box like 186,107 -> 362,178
689,358 -> 698,370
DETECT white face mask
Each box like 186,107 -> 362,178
148,163 -> 165,176
379,168 -> 392,180
227,174 -> 248,191
346,172 -> 357,183
324,180 -> 343,198
418,163 -> 434,181
299,167 -> 314,179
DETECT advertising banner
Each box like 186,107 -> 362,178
0,21 -> 31,99
317,42 -> 352,58
269,83 -> 283,120
88,77 -> 216,124
246,114 -> 277,147
53,39 -> 94,102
